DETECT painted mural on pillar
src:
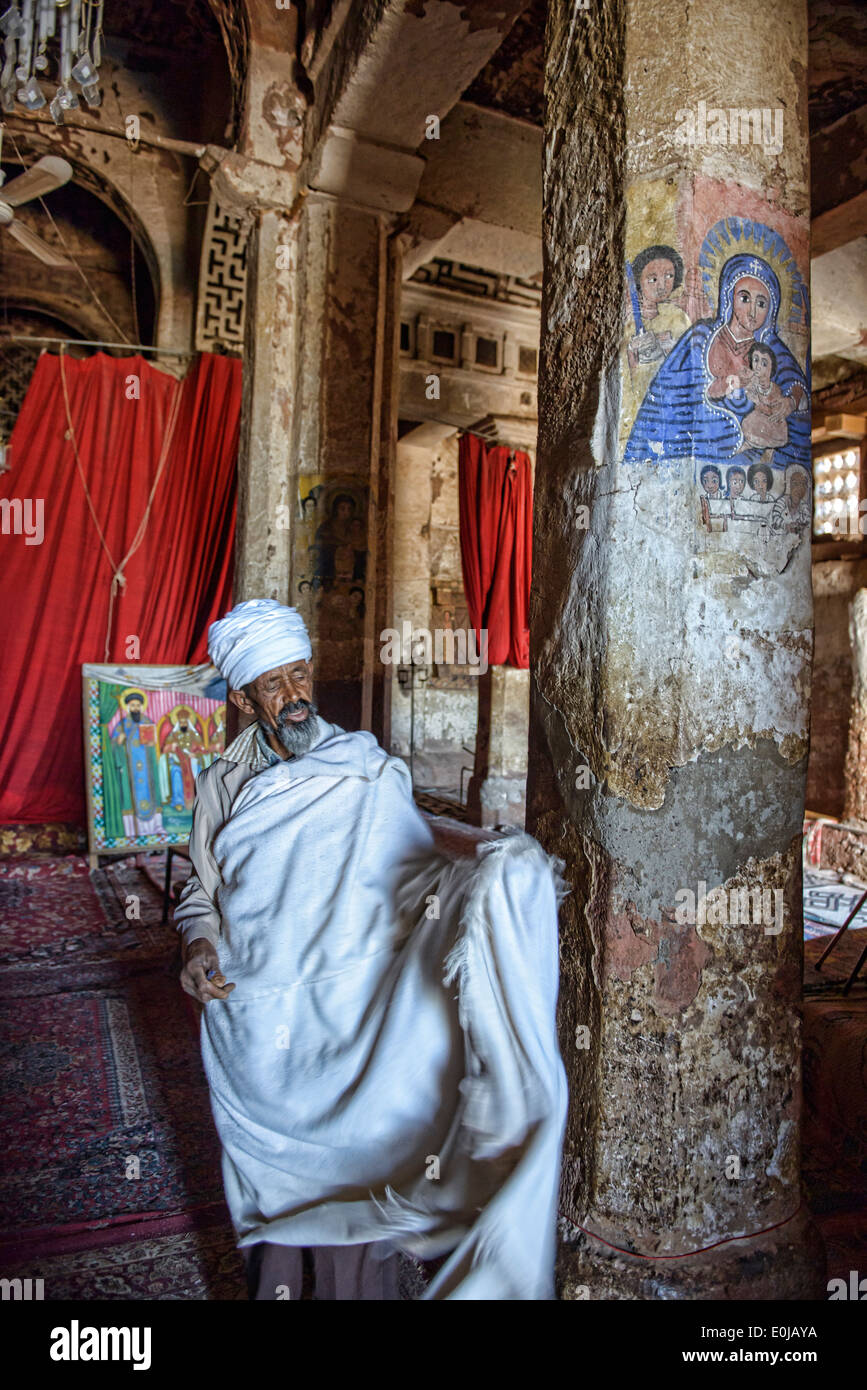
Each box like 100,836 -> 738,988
618,206 -> 810,561
296,477 -> 369,677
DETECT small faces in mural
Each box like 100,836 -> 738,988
747,462 -> 774,502
698,458 -> 812,540
771,464 -> 811,536
700,465 -> 723,498
726,466 -> 746,500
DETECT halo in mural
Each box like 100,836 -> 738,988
698,218 -> 809,365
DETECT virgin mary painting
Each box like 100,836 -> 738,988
622,250 -> 809,475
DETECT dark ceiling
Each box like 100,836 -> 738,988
464,0 -> 545,126
463,0 -> 867,134
103,0 -> 224,50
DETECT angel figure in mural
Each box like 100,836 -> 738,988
623,250 -> 810,477
622,243 -> 693,423
626,244 -> 692,369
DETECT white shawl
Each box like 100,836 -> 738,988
200,725 -> 567,1299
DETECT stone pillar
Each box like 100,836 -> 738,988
468,666 -> 530,828
234,190 -> 402,737
390,423 -> 458,766
844,589 -> 867,822
235,207 -> 297,607
529,0 -> 824,1297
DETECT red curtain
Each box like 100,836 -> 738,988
458,433 -> 532,668
0,350 -> 241,824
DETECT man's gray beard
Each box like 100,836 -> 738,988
268,701 -> 320,756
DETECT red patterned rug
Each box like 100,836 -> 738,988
0,854 -> 244,1298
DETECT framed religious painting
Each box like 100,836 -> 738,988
82,662 -> 227,859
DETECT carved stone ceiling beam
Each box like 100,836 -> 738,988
303,0 -> 529,212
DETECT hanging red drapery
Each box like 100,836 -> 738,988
0,350 -> 241,824
458,432 -> 533,668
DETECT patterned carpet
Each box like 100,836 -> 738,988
803,867 -> 867,941
0,853 -> 246,1299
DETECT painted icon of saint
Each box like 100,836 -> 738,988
623,251 -> 810,473
111,690 -> 159,825
161,706 -> 207,812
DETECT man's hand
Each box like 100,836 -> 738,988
181,937 -> 236,1004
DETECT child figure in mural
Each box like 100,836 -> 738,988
738,344 -> 793,451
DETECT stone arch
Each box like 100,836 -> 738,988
1,134 -> 160,347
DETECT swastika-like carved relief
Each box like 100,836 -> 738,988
195,200 -> 248,354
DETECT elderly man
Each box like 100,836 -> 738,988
176,598 -> 567,1301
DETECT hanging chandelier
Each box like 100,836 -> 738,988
0,1 -> 105,123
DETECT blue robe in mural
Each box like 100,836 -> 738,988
111,714 -> 159,818
622,253 -> 810,472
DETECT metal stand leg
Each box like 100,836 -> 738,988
843,935 -> 867,995
162,847 -> 174,924
814,888 -> 867,970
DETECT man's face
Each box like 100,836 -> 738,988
127,699 -> 143,722
703,471 -> 720,495
754,471 -> 769,496
230,660 -> 317,756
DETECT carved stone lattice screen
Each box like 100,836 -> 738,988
0,342 -> 40,442
195,200 -> 248,354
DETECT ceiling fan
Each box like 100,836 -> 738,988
0,154 -> 73,266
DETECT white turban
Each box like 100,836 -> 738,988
208,599 -> 312,691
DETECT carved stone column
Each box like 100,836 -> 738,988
529,0 -> 824,1298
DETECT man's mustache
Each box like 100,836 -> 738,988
278,698 -> 310,719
